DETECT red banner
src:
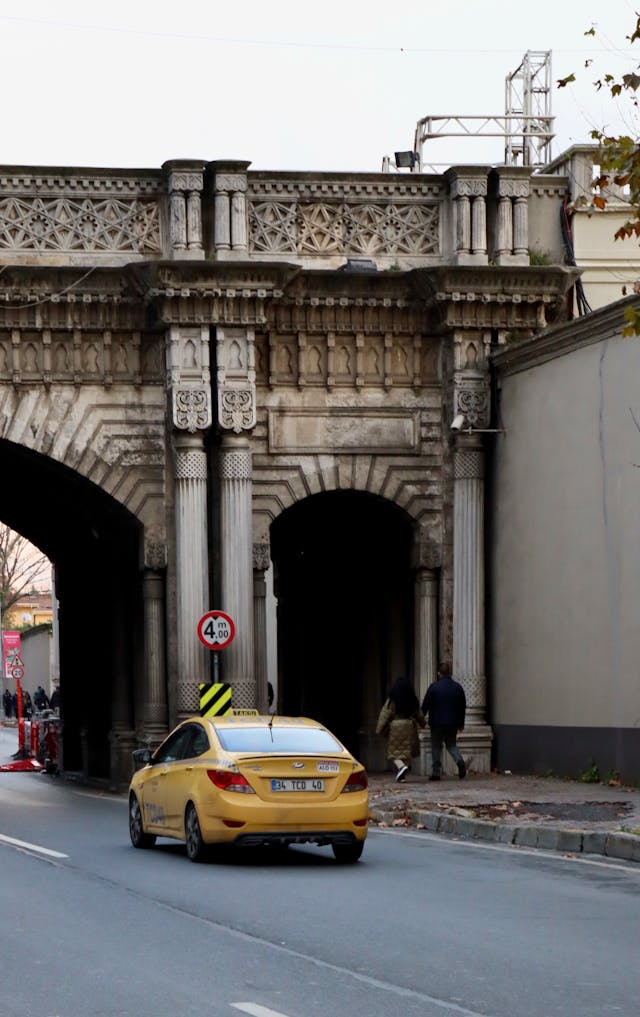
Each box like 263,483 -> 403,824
2,631 -> 21,680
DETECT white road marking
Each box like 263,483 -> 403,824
232,1005 -> 292,1017
371,826 -> 640,874
0,833 -> 68,858
73,790 -> 125,802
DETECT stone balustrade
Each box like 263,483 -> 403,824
0,158 -> 568,270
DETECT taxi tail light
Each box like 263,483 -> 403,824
341,770 -> 368,793
207,769 -> 255,794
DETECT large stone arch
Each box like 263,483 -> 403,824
0,439 -> 146,781
270,489 -> 415,763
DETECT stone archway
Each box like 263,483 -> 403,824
270,490 -> 413,764
0,439 -> 144,781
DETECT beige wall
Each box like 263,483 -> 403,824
491,300 -> 640,732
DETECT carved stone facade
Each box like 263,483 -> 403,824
0,155 -> 578,784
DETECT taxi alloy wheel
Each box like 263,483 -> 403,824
332,841 -> 364,864
185,802 -> 208,863
129,794 -> 156,849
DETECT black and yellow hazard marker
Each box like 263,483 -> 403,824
199,682 -> 232,718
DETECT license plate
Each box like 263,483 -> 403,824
271,778 -> 324,792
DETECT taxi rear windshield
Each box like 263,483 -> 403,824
216,726 -> 343,754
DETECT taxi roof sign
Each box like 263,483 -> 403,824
228,708 -> 259,717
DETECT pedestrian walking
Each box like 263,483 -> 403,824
22,690 -> 33,719
50,685 -> 60,713
3,688 -> 12,718
34,685 -> 49,711
376,676 -> 426,781
421,662 -> 467,781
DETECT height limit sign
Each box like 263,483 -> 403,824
197,610 -> 236,651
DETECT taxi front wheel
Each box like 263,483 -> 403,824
185,803 -> 209,862
332,841 -> 364,864
129,794 -> 156,849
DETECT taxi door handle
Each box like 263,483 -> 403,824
185,765 -> 194,772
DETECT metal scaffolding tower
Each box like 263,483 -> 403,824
383,51 -> 554,172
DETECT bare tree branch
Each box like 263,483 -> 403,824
0,525 -> 50,620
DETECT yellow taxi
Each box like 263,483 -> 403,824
128,713 -> 368,863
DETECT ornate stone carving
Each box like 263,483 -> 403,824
145,541 -> 168,570
454,448 -> 485,480
215,174 -> 248,193
173,387 -> 211,432
248,201 -> 440,257
253,542 -> 271,571
455,386 -> 490,428
175,447 -> 208,479
0,196 -> 162,252
219,449 -> 252,480
219,388 -> 256,432
170,173 -> 204,193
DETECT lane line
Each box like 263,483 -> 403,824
232,1005 -> 292,1017
0,833 -> 68,858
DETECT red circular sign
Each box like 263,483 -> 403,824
197,611 -> 236,650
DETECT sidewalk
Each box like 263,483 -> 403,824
368,770 -> 640,863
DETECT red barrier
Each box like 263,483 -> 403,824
30,719 -> 39,758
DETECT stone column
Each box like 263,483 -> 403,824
414,567 -> 438,708
490,167 -> 531,266
496,196 -> 512,260
471,195 -> 487,256
452,432 -> 492,772
414,566 -> 439,778
109,586 -> 136,786
175,431 -> 211,716
219,434 -> 255,707
207,161 -> 251,258
513,196 -> 529,257
140,569 -> 168,743
253,542 -> 271,714
454,193 -> 470,254
163,161 -> 205,259
445,167 -> 490,265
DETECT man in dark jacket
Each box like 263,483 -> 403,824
421,662 -> 467,781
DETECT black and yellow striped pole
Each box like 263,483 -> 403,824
199,681 -> 232,718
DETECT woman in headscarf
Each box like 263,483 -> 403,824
375,676 -> 426,781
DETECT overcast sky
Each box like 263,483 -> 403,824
0,1 -> 638,172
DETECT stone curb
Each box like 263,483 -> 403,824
370,808 -> 640,863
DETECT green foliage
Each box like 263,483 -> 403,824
528,248 -> 551,266
579,758 -> 601,783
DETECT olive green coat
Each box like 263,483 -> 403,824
375,699 -> 426,762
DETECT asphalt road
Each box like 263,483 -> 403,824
1,727 -> 639,1017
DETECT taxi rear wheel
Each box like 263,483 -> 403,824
129,794 -> 156,849
185,802 -> 208,862
332,841 -> 364,864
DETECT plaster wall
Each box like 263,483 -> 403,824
491,322 -> 640,730
573,209 -> 640,310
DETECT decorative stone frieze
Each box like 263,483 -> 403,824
173,388 -> 211,433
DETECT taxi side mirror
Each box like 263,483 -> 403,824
132,748 -> 152,770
